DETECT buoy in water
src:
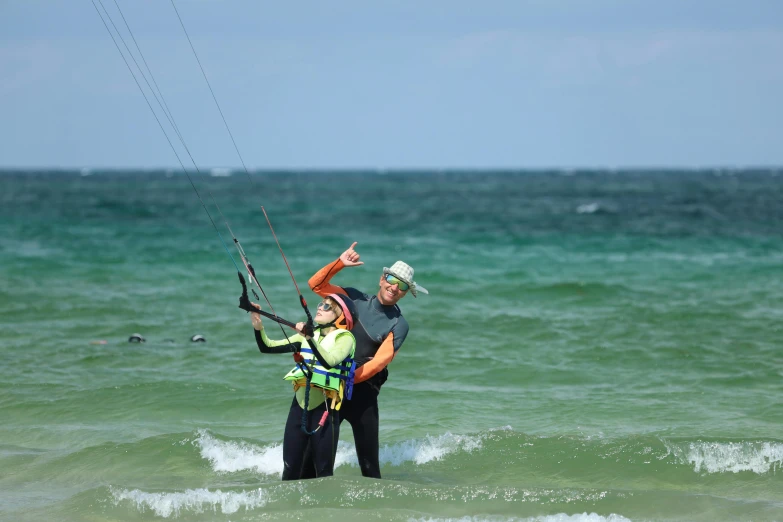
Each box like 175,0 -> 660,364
128,333 -> 146,343
190,334 -> 206,343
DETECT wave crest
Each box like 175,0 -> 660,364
194,429 -> 283,475
110,486 -> 267,517
193,429 -> 783,479
193,429 -> 486,475
379,431 -> 484,466
667,440 -> 783,474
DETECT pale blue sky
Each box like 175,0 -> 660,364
2,0 -> 782,169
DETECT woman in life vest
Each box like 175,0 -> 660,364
250,293 -> 356,480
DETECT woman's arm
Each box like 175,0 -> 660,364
254,328 -> 304,354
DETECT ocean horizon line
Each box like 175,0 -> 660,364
1,165 -> 782,174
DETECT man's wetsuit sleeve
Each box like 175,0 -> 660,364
254,328 -> 303,354
308,258 -> 347,297
353,316 -> 409,383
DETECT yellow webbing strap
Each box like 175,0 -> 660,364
291,378 -> 344,410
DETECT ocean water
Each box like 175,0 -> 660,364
1,169 -> 781,522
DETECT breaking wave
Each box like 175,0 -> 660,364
110,486 -> 268,517
666,439 -> 783,474
193,428 -> 487,476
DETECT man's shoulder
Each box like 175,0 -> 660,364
394,313 -> 409,330
343,287 -> 370,301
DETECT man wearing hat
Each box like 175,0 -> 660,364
307,241 -> 428,478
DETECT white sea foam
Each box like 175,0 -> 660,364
194,429 -> 284,475
410,514 -> 632,522
668,440 -> 783,474
576,203 -> 600,214
210,167 -> 232,177
379,432 -> 484,466
111,486 -> 267,518
194,429 -> 485,475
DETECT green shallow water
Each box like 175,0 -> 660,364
1,169 -> 782,521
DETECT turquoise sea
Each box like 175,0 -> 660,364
1,169 -> 782,521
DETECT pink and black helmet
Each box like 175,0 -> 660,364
326,293 -> 356,331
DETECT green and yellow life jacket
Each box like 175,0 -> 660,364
283,329 -> 356,399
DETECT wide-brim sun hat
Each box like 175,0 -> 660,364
383,261 -> 429,298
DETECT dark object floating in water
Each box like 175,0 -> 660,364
128,333 -> 146,343
191,334 -> 206,343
